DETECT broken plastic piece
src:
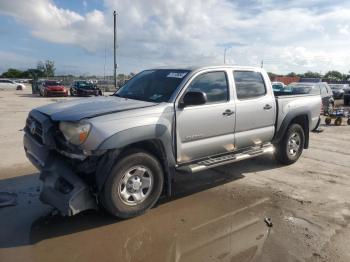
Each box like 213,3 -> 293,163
264,217 -> 273,227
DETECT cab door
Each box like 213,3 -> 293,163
232,70 -> 276,149
175,70 -> 236,163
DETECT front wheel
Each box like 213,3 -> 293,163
100,150 -> 164,218
275,123 -> 305,165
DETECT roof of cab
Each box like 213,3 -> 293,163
148,64 -> 263,72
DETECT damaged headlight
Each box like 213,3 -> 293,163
59,121 -> 91,145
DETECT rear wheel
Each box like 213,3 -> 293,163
275,124 -> 305,165
100,150 -> 164,218
325,117 -> 332,125
334,117 -> 342,126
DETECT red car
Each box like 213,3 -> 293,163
39,80 -> 68,97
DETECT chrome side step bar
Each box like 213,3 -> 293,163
177,145 -> 274,173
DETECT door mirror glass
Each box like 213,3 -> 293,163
180,91 -> 207,108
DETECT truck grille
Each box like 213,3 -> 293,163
26,116 -> 44,144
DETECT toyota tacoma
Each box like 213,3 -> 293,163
23,66 -> 321,218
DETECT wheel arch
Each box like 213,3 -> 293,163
95,126 -> 175,198
273,112 -> 310,149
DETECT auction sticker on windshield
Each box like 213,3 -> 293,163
167,72 -> 187,78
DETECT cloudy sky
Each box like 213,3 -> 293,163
0,0 -> 350,75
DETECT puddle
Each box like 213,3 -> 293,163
0,192 -> 17,207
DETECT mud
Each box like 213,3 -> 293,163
0,89 -> 350,262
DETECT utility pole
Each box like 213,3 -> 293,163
113,10 -> 117,89
224,48 -> 227,64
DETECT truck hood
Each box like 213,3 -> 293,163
35,96 -> 157,122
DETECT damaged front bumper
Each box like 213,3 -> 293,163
24,129 -> 97,216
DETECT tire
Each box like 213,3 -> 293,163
347,118 -> 350,125
100,150 -> 164,218
70,89 -> 75,96
325,117 -> 332,125
334,117 -> 342,126
344,98 -> 349,106
275,123 -> 305,165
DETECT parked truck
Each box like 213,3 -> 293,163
23,66 -> 321,218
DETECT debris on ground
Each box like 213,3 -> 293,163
264,217 -> 273,227
312,128 -> 324,133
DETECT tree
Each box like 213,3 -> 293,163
128,72 -> 135,78
324,70 -> 343,81
302,71 -> 321,78
36,60 -> 55,77
44,60 -> 55,77
0,68 -> 31,78
287,72 -> 297,77
267,72 -> 277,80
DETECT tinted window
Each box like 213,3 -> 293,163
44,81 -> 61,86
233,71 -> 266,99
116,69 -> 189,102
187,71 -> 228,103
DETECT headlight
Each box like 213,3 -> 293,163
59,121 -> 91,145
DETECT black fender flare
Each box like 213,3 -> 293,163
272,109 -> 311,149
95,125 -> 175,197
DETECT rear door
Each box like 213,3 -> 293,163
232,70 -> 276,149
175,70 -> 236,163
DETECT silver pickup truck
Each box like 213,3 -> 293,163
23,66 -> 321,218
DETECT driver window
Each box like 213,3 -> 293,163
187,71 -> 229,103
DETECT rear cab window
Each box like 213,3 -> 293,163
233,71 -> 266,99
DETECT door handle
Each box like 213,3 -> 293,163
263,104 -> 272,110
223,109 -> 234,116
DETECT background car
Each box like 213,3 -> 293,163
70,80 -> 102,96
287,82 -> 334,113
272,82 -> 292,95
0,79 -> 26,90
328,84 -> 349,99
272,81 -> 285,92
39,80 -> 68,97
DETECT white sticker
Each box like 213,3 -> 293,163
167,72 -> 187,78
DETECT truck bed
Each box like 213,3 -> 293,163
275,94 -> 321,132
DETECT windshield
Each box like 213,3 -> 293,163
44,81 -> 61,86
76,81 -> 95,89
115,69 -> 189,102
329,85 -> 343,90
272,83 -> 284,91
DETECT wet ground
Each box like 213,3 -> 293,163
0,90 -> 350,262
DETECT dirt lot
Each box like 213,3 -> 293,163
0,89 -> 349,262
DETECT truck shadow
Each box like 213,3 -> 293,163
0,155 -> 280,250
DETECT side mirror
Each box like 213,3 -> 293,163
179,91 -> 207,108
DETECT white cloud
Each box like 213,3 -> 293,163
0,0 -> 110,52
1,0 -> 350,74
